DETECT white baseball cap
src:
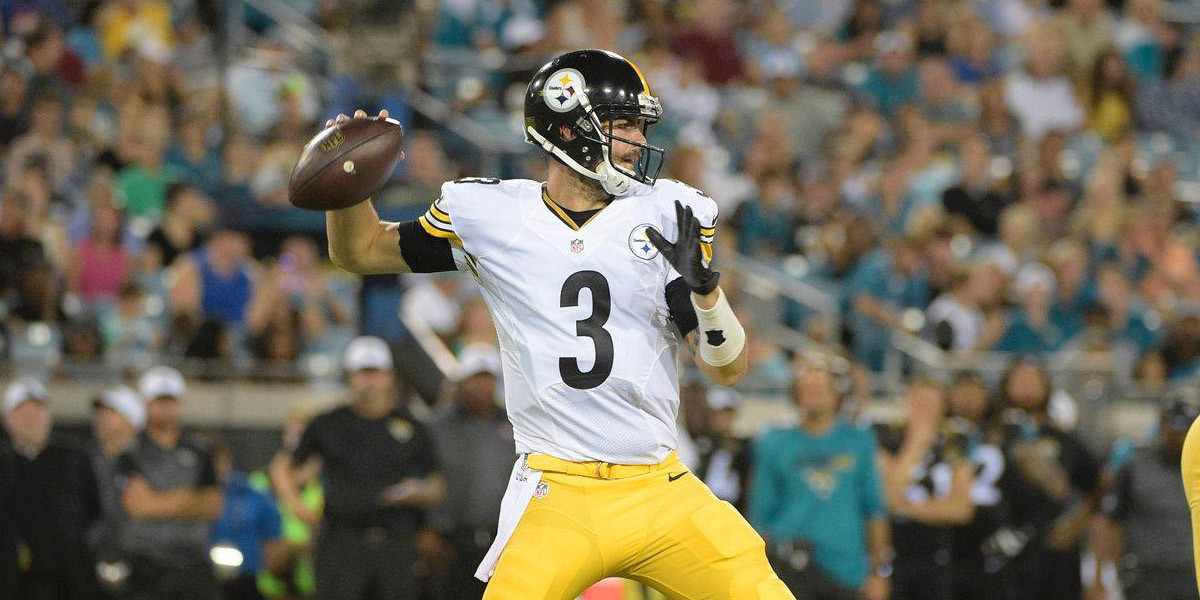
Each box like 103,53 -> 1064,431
139,366 -> 187,400
343,336 -> 394,372
454,345 -> 502,382
3,377 -> 48,416
94,385 -> 147,430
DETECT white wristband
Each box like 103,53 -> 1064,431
690,288 -> 746,368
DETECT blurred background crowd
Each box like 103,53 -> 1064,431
3,0 -> 1200,598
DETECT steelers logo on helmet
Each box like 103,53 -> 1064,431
629,223 -> 661,260
543,68 -> 586,113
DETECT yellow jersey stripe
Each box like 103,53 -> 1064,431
419,215 -> 461,243
542,196 -> 581,231
699,226 -> 716,234
425,209 -> 452,227
540,187 -> 609,231
421,212 -> 454,233
429,202 -> 451,222
700,242 -> 713,263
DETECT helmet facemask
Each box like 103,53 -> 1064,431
575,92 -> 666,195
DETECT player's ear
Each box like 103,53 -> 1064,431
559,124 -> 575,141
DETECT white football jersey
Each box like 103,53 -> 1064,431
418,177 -> 718,464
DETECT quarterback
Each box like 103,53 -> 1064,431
324,49 -> 794,599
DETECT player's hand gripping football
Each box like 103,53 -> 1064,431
647,200 -> 720,295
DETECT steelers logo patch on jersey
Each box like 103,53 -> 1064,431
544,68 -> 586,113
628,224 -> 660,260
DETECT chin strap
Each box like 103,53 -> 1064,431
595,151 -> 636,195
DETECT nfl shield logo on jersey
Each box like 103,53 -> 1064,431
570,238 -> 585,253
534,481 -> 550,499
628,224 -> 660,260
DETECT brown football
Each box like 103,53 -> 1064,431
288,117 -> 404,211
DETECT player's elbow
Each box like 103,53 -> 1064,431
328,237 -> 367,273
328,246 -> 360,273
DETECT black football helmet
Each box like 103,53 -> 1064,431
524,49 -> 665,195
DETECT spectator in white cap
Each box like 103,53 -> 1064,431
428,345 -> 510,600
92,385 -> 145,459
117,366 -> 223,600
995,262 -> 1068,354
692,386 -> 752,511
3,377 -> 51,456
86,385 -> 144,597
271,336 -> 444,600
2,376 -> 101,600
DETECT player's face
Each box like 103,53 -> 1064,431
606,117 -> 647,170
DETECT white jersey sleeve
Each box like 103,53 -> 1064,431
653,178 -> 719,271
419,178 -> 535,258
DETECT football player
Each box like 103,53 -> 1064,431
323,49 -> 793,600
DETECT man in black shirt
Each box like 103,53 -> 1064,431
945,373 -> 1022,600
0,192 -> 48,298
119,366 -> 224,600
1000,360 -> 1100,600
940,135 -> 1012,237
692,387 -> 752,512
272,336 -> 445,600
2,376 -> 100,600
1094,390 -> 1198,600
877,381 -> 975,600
88,385 -> 146,599
428,347 -> 512,600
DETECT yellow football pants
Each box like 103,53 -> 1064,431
1181,414 -> 1200,598
482,452 -> 795,600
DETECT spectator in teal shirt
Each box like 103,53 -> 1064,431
749,356 -> 892,600
858,32 -> 919,117
842,238 -> 930,372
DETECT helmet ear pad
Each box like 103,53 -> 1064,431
539,118 -> 604,172
553,116 -> 639,195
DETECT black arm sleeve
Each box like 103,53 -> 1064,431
398,220 -> 457,273
666,276 -> 699,336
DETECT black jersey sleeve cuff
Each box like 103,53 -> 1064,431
666,276 -> 699,336
399,219 -> 457,273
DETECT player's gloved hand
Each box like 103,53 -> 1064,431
647,200 -> 720,295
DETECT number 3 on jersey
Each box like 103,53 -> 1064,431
559,271 -> 614,389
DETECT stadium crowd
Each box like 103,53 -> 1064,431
2,0 -> 1200,598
